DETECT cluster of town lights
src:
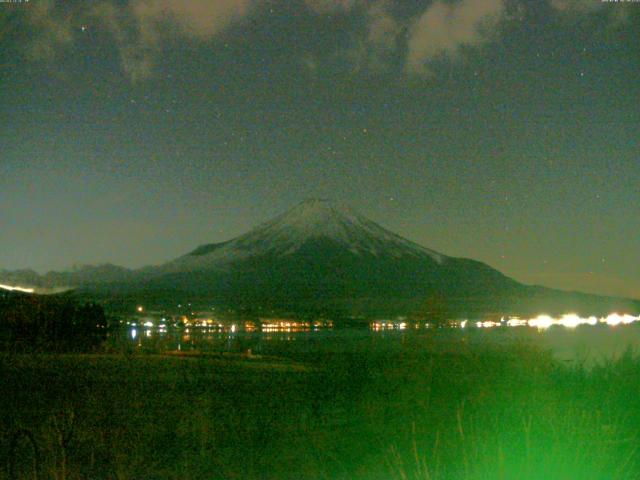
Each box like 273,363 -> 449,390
469,313 -> 640,330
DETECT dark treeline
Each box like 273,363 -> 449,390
0,291 -> 107,351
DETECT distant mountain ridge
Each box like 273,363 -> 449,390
2,200 -> 638,317
0,264 -> 133,289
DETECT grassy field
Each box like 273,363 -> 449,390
1,342 -> 639,479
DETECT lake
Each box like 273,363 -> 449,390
115,320 -> 640,365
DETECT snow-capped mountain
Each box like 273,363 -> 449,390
159,199 -> 445,274
133,199 -> 636,317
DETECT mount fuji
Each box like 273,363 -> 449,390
123,199 -> 636,317
2,199 -> 638,318
161,199 -> 447,273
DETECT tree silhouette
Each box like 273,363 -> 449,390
0,293 -> 107,351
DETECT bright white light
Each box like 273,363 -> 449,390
498,312 -> 640,329
557,313 -> 582,329
143,321 -> 154,327
604,313 -> 639,326
367,312 -> 640,333
0,283 -> 35,293
506,318 -> 527,327
528,315 -> 554,330
476,321 -> 500,328
131,328 -> 137,340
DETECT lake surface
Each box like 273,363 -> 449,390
115,322 -> 640,365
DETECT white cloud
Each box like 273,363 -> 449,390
16,0 -> 628,83
131,0 -> 253,39
406,0 -> 505,76
118,0 -> 255,81
21,0 -> 257,82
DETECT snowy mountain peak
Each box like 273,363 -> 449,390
162,201 -> 446,273
258,199 -> 371,239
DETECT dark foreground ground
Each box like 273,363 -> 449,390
1,340 -> 639,479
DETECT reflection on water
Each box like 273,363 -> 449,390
114,313 -> 640,365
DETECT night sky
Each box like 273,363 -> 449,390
1,0 -> 638,299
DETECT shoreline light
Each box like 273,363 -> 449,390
507,313 -> 640,330
0,283 -> 35,294
368,313 -> 640,332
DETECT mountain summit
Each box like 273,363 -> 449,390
162,199 -> 444,274
245,198 -> 443,260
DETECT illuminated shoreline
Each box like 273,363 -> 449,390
371,313 -> 640,331
0,283 -> 35,293
470,313 -> 640,330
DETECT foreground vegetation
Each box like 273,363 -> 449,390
0,292 -> 107,352
1,339 -> 639,479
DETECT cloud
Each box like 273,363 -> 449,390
14,0 -> 630,82
87,2 -> 156,83
19,0 -> 256,82
550,0 -> 632,27
333,0 -> 401,74
22,0 -> 74,62
406,0 -> 505,76
367,1 -> 401,58
304,0 -> 359,14
549,0 -> 602,13
110,0 -> 255,81
131,0 -> 253,39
